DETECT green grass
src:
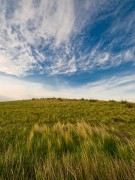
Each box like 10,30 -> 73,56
0,99 -> 135,179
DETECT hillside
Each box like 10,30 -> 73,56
0,99 -> 135,179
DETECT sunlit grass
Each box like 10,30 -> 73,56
0,99 -> 135,179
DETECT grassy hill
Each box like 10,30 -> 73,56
0,99 -> 135,179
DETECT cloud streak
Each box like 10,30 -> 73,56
0,0 -> 76,75
0,74 -> 135,102
1,0 -> 134,76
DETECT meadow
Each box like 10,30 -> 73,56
0,99 -> 135,180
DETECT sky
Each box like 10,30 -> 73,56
0,0 -> 135,102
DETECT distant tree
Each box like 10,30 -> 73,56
58,98 -> 63,101
89,99 -> 97,102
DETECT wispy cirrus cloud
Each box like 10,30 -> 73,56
0,0 -> 76,75
1,0 -> 134,76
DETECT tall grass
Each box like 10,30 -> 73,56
0,99 -> 135,179
0,122 -> 135,180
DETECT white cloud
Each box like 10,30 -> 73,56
0,74 -> 135,102
0,0 -> 135,76
50,56 -> 77,75
12,0 -> 75,46
98,53 -> 110,64
0,0 -> 76,76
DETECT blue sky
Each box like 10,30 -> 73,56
0,0 -> 135,101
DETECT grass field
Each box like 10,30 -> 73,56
0,99 -> 135,180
